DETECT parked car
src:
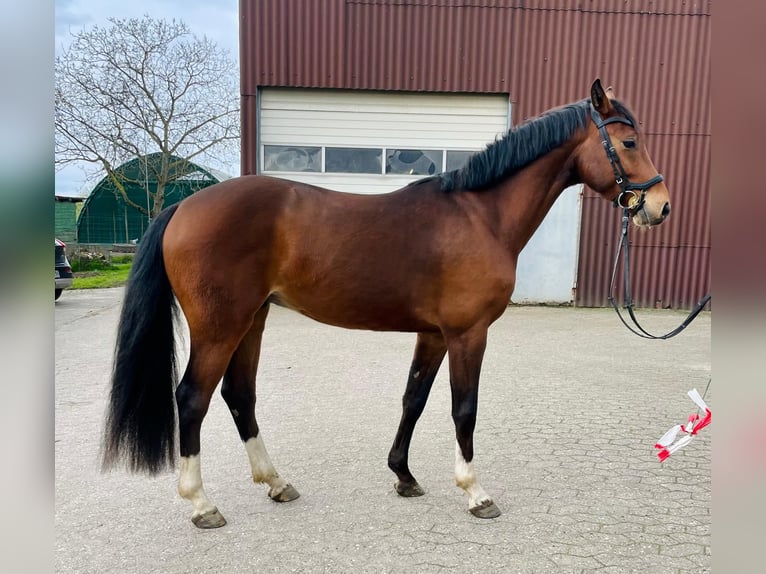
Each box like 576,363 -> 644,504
55,238 -> 74,300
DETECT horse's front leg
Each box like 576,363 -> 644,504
388,332 -> 447,497
446,327 -> 501,519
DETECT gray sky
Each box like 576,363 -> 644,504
55,0 -> 241,196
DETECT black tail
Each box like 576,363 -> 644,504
102,204 -> 181,474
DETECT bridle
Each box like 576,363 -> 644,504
589,104 -> 665,211
591,104 -> 711,339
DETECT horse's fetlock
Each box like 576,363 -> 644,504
388,451 -> 406,473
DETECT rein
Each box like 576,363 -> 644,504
608,208 -> 711,339
590,103 -> 710,339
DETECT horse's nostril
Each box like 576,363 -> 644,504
661,202 -> 671,219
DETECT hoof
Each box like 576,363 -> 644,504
469,500 -> 501,519
269,484 -> 300,503
395,480 -> 425,497
191,507 -> 227,529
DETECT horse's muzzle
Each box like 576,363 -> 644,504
633,201 -> 670,227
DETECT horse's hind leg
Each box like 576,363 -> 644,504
176,340 -> 237,528
221,304 -> 299,503
388,332 -> 447,497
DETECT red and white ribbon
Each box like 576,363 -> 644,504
654,388 -> 711,462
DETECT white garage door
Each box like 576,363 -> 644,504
258,88 -> 579,304
259,88 -> 509,193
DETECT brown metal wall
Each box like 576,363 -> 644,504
240,0 -> 710,309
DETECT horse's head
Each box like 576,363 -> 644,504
577,79 -> 671,227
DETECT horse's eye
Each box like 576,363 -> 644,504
623,140 -> 637,149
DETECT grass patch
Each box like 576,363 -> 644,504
72,260 -> 133,289
71,254 -> 133,272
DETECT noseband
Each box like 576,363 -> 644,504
589,105 -> 664,210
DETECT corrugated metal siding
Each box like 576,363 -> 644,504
55,201 -> 78,243
241,0 -> 346,89
345,1 -> 515,92
572,8 -> 710,308
240,0 -> 710,309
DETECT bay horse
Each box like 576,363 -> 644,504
102,80 -> 671,528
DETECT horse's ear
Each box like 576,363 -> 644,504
605,86 -> 617,99
590,79 -> 612,116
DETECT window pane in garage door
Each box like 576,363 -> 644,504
386,149 -> 442,175
446,150 -> 475,171
326,147 -> 382,174
264,146 -> 321,172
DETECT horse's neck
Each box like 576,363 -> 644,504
490,141 -> 580,256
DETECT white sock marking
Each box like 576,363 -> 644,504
245,434 -> 288,497
178,455 -> 217,517
454,441 -> 492,509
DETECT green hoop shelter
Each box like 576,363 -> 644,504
76,153 -> 231,244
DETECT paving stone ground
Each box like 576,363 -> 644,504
55,288 -> 710,573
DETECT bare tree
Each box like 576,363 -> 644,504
55,16 -> 239,218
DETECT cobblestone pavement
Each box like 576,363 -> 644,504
55,288 -> 710,573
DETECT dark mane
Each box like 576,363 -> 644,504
440,99 -> 592,192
